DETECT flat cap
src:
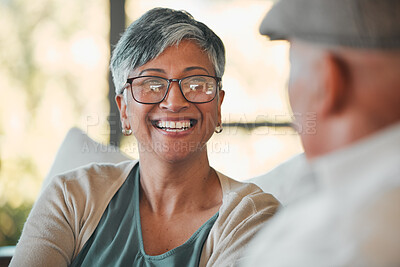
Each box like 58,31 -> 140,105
259,0 -> 400,48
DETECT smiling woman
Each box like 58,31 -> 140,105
10,8 -> 279,267
117,41 -> 223,163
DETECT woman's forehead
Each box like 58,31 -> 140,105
130,40 -> 215,76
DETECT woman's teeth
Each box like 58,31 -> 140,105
155,120 -> 195,132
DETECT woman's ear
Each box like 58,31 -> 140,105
115,94 -> 130,128
319,53 -> 348,117
217,89 -> 225,122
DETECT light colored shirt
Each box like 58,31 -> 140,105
248,153 -> 316,206
243,122 -> 400,267
11,160 -> 279,267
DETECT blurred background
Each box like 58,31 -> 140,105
0,0 -> 303,246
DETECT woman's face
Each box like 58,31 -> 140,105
116,40 -> 224,162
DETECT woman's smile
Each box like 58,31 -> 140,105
152,118 -> 198,133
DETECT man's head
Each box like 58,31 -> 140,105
260,0 -> 400,158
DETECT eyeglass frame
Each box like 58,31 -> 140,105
123,75 -> 222,104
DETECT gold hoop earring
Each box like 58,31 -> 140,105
122,128 -> 132,136
215,123 -> 223,133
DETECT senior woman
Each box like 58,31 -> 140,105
11,8 -> 279,267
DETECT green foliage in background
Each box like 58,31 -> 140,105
0,0 -> 109,246
0,203 -> 32,246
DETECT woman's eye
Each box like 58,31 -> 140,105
149,84 -> 163,92
189,83 -> 204,91
141,79 -> 165,92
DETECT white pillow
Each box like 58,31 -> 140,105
42,127 -> 131,190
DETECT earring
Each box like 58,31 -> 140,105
215,123 -> 223,133
122,128 -> 132,136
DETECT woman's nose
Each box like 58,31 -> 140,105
159,81 -> 190,112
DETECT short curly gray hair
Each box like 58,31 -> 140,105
110,7 -> 226,95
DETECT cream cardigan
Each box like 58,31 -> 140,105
10,160 -> 279,267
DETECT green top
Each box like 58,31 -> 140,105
70,163 -> 219,267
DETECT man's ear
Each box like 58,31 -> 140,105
319,53 -> 348,117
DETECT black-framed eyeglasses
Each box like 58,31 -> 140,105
123,75 -> 222,104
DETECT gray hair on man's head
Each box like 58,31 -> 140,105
110,7 -> 226,95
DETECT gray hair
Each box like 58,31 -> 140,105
110,7 -> 226,95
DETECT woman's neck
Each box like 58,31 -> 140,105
137,150 -> 221,217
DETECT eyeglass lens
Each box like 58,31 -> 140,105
127,75 -> 218,104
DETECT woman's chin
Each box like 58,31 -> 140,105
146,141 -> 207,163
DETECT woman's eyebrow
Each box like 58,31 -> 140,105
184,66 -> 209,74
138,68 -> 166,76
138,66 -> 209,76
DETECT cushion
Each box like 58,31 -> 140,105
42,127 -> 131,190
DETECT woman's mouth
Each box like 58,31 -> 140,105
152,119 -> 198,132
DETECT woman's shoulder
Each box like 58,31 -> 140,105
46,160 -> 137,191
12,160 -> 138,265
31,160 -> 139,257
216,171 -> 280,216
39,160 -> 138,215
